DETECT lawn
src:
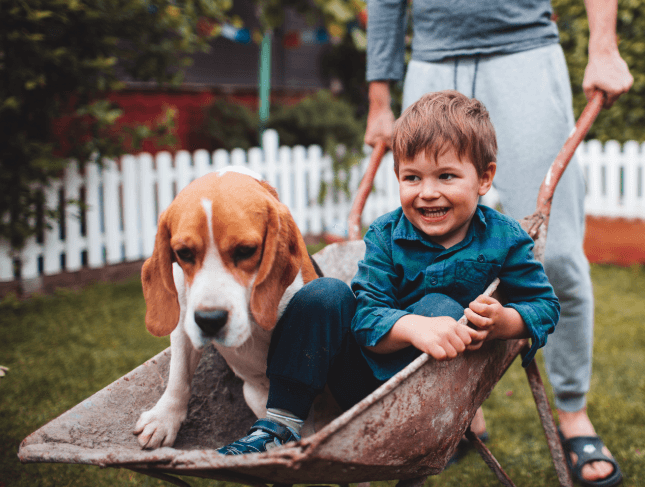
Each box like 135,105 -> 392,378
1,264 -> 644,487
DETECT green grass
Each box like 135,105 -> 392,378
1,265 -> 644,486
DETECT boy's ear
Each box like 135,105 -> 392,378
478,162 -> 497,196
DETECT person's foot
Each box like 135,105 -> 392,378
557,408 -> 620,484
217,418 -> 301,455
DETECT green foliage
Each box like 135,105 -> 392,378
0,0 -> 233,249
203,99 -> 260,151
268,90 -> 365,161
551,0 -> 644,142
204,90 -> 366,173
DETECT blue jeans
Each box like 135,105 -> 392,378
265,277 -> 464,418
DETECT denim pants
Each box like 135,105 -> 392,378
265,277 -> 464,419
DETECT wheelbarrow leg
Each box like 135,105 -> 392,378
522,354 -> 574,487
465,427 -> 517,487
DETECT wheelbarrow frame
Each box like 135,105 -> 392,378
18,92 -> 605,487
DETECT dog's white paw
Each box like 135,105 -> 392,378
134,404 -> 186,449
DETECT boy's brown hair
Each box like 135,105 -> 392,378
392,90 -> 497,177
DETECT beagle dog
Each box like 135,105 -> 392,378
134,168 -> 321,449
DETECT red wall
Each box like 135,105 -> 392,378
51,89 -> 314,157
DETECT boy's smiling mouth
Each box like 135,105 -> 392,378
418,207 -> 449,219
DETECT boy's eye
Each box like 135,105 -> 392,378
403,175 -> 420,182
439,173 -> 456,180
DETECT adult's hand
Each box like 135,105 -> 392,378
583,48 -> 632,108
583,0 -> 633,108
365,81 -> 396,149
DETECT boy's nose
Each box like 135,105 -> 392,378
419,181 -> 440,199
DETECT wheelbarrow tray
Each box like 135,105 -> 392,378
18,240 -> 525,485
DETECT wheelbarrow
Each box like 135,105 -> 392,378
18,92 -> 605,487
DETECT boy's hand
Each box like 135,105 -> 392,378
465,295 -> 527,341
396,315 -> 486,361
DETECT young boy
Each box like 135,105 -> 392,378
351,89 -> 560,382
218,90 -> 559,456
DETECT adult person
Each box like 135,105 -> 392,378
364,1 -> 633,485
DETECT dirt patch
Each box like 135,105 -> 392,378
173,346 -> 256,450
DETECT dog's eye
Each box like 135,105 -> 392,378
175,248 -> 195,264
233,245 -> 257,265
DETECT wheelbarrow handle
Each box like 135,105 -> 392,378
535,90 -> 605,216
348,140 -> 388,241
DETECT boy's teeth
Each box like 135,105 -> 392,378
420,207 -> 447,217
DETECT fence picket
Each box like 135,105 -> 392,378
194,149 -> 211,178
622,141 -> 641,219
156,151 -> 175,216
85,162 -> 103,268
175,150 -> 194,194
103,158 -> 122,265
2,134 -> 645,284
43,181 -> 63,275
122,155 -> 142,261
139,153 -> 156,258
63,161 -> 83,272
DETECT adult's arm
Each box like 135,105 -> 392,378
365,81 -> 396,148
582,0 -> 633,108
364,0 -> 408,148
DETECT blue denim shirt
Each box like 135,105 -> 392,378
351,205 -> 560,379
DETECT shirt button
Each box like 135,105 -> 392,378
477,254 -> 485,263
430,277 -> 438,285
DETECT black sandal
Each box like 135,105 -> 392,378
558,429 -> 623,487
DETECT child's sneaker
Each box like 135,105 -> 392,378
217,418 -> 301,455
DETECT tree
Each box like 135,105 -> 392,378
0,0 -> 232,249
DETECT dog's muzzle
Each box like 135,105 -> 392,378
194,309 -> 229,337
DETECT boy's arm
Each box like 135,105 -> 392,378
351,226 -> 412,349
482,228 -> 560,366
367,313 -> 486,361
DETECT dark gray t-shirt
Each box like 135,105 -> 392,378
366,0 -> 560,81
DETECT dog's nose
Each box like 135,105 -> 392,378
194,310 -> 228,337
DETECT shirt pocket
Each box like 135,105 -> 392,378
453,261 -> 501,304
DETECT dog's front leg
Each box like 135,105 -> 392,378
134,325 -> 202,449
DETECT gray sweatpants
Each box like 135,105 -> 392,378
402,44 -> 593,412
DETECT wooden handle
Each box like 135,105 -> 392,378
535,90 -> 605,216
348,141 -> 388,241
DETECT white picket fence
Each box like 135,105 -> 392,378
1,131 -> 644,283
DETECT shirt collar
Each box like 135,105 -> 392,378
392,205 -> 488,250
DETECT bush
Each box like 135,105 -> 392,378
204,90 -> 366,170
203,99 -> 260,151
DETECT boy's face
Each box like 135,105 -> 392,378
397,147 -> 496,249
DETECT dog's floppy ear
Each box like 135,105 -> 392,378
259,180 -> 280,201
250,197 -> 303,330
141,211 -> 180,336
